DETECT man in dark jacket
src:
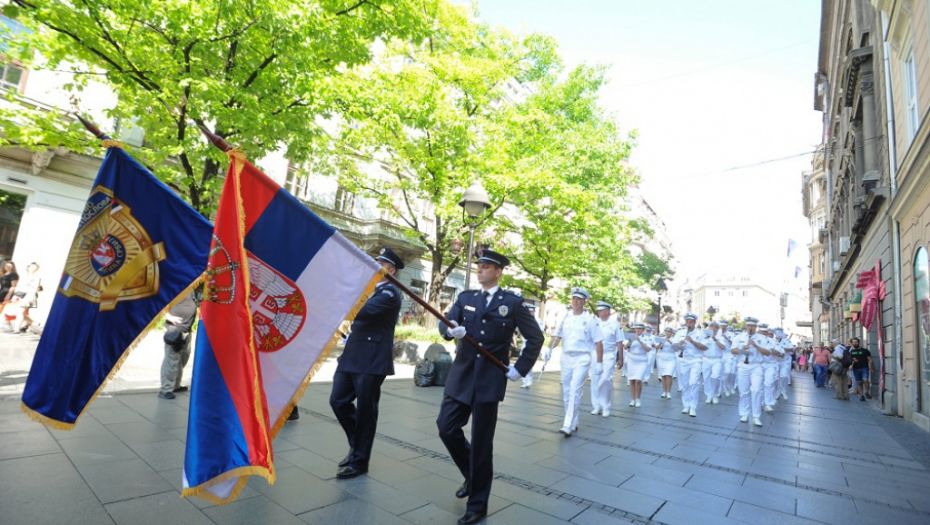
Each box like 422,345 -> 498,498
330,247 -> 404,479
437,249 -> 544,525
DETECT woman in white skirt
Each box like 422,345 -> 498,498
625,322 -> 652,407
655,326 -> 678,398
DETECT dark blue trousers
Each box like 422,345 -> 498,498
330,371 -> 385,468
437,394 -> 499,513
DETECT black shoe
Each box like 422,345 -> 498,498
336,464 -> 368,479
866,393 -> 872,399
338,451 -> 354,468
457,510 -> 487,525
860,395 -> 866,401
173,386 -> 189,393
157,391 -> 175,400
455,480 -> 470,499
287,408 -> 300,421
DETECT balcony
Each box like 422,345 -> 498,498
304,202 -> 427,262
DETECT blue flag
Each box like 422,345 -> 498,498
787,238 -> 798,258
21,146 -> 213,429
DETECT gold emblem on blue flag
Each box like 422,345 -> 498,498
60,185 -> 166,311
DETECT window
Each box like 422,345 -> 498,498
902,40 -> 920,142
742,291 -> 748,297
0,62 -> 23,91
728,291 -> 734,297
334,186 -> 355,214
714,291 -> 720,297
914,246 -> 930,413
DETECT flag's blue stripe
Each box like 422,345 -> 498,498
244,189 -> 334,281
185,320 -> 251,486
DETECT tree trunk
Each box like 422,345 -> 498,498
424,247 -> 444,327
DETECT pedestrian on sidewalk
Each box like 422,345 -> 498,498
330,247 -> 404,479
0,261 -> 18,332
830,338 -> 851,400
436,249 -> 543,525
11,262 -> 41,334
848,338 -> 873,401
158,290 -> 200,400
812,342 -> 830,387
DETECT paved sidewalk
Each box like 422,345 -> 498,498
3,365 -> 930,525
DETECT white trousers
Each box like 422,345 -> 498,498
702,358 -> 723,400
738,363 -> 764,418
561,352 -> 591,430
776,362 -> 792,397
678,358 -> 702,410
723,357 -> 738,391
645,351 -> 656,381
591,354 -> 617,409
762,363 -> 778,407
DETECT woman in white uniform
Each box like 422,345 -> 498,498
625,322 -> 651,407
655,326 -> 678,398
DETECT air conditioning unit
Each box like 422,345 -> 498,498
833,261 -> 841,272
839,236 -> 850,255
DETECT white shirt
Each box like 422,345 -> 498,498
672,327 -> 707,360
703,330 -> 728,359
777,338 -> 795,362
628,332 -> 653,356
597,318 -> 622,359
762,336 -> 780,364
731,331 -> 770,364
557,311 -> 605,354
832,345 -> 847,358
481,285 -> 500,307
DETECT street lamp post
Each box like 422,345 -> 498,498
458,180 -> 491,291
655,277 -> 668,332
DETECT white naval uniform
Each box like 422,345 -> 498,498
521,316 -> 546,387
762,335 -> 780,408
672,328 -> 708,412
702,330 -> 728,402
776,338 -> 795,399
645,343 -> 656,383
721,329 -> 738,394
591,318 -> 622,412
556,311 -> 605,431
656,338 -> 678,377
625,334 -> 653,381
733,331 -> 770,419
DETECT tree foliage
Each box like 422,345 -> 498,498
1,0 -> 437,214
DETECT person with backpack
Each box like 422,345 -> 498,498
436,249 -> 543,525
329,247 -> 404,479
829,338 -> 852,400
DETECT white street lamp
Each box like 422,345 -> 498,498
459,179 -> 491,290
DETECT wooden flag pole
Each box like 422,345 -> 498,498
74,114 -> 106,139
384,273 -> 508,372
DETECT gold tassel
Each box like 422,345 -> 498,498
180,465 -> 274,505
20,273 -> 207,430
100,139 -> 125,149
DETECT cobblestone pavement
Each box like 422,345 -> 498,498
2,366 -> 930,525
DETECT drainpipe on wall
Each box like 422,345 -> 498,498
881,10 -> 902,415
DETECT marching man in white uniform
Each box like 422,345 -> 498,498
591,302 -> 622,416
774,329 -> 794,401
720,320 -> 738,396
625,322 -> 653,407
655,326 -> 678,398
759,324 -> 782,413
671,313 -> 708,417
702,320 -> 727,405
731,316 -> 771,426
546,288 -> 605,437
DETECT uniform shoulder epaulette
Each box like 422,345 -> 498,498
503,289 -> 521,297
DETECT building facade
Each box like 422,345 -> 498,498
803,147 -> 829,345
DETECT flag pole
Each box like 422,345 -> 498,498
385,271 -> 509,373
74,114 -> 107,139
193,122 -> 510,374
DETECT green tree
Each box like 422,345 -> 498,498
1,0 -> 437,214
318,3 -> 559,311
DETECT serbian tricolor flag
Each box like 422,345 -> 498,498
21,144 -> 213,429
182,152 -> 383,504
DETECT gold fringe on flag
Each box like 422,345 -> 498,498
100,139 -> 125,149
20,273 -> 207,430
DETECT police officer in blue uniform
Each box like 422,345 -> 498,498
330,247 -> 404,479
437,249 -> 544,525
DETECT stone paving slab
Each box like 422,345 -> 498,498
3,368 -> 930,524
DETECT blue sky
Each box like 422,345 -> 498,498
469,0 -> 823,288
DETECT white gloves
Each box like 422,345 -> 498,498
506,365 -> 521,381
592,362 -> 604,375
447,322 -> 466,339
543,347 -> 552,361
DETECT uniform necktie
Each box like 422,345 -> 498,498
483,290 -> 491,307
